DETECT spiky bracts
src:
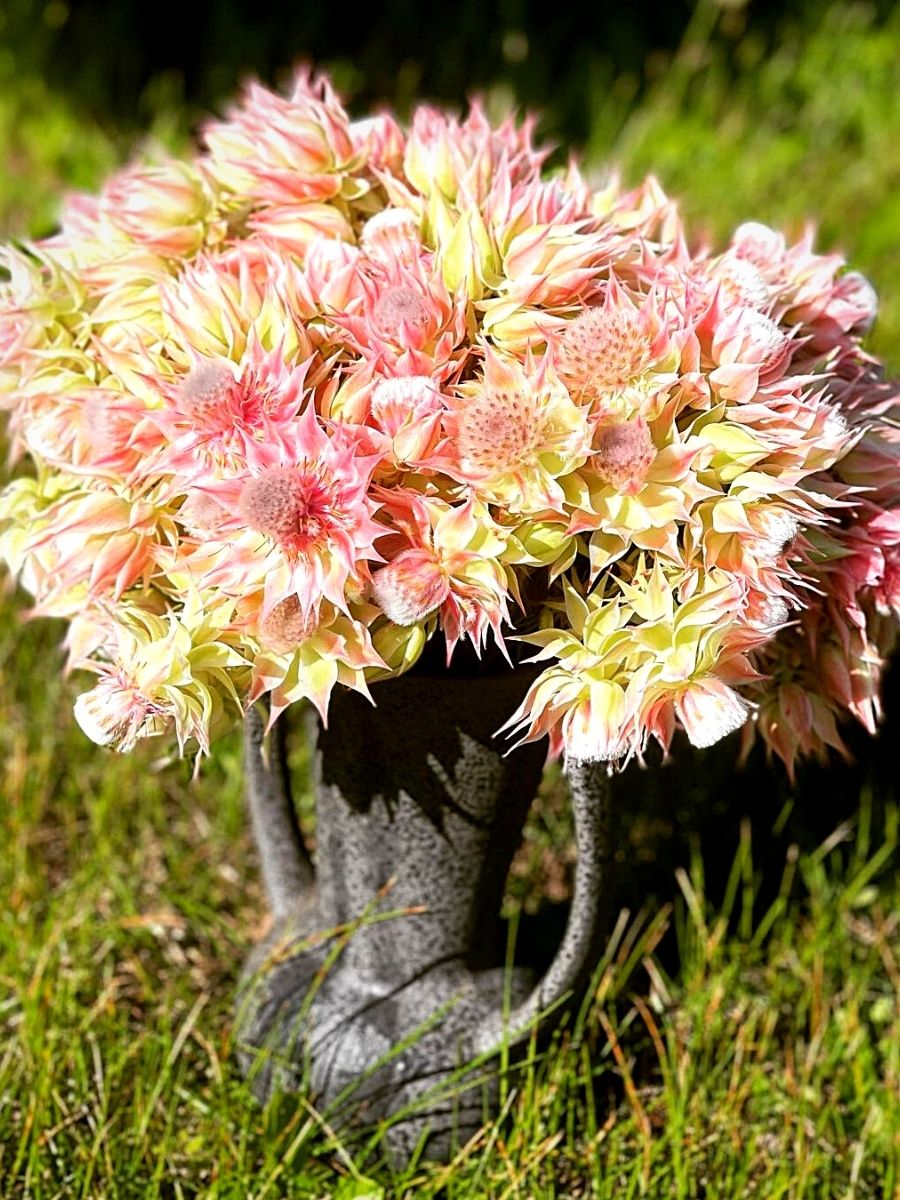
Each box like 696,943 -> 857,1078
0,69 -> 897,769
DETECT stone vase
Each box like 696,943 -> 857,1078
235,666 -> 612,1162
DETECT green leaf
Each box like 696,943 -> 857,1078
333,1179 -> 385,1200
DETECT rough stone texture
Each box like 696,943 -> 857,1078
235,670 -> 612,1163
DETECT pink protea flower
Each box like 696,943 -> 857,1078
181,404 -> 383,623
11,384 -> 160,480
477,214 -> 619,349
671,677 -> 751,748
372,491 -> 513,658
367,374 -> 447,469
706,254 -> 772,311
148,342 -> 313,483
334,256 -> 467,378
18,483 -> 177,612
257,594 -> 320,653
702,303 -> 793,404
563,427 -> 712,574
371,549 -> 450,625
202,70 -> 357,205
743,670 -> 851,782
359,208 -> 423,266
247,203 -> 355,257
350,113 -> 406,174
561,684 -> 633,765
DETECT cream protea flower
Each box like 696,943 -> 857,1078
399,102 -> 545,209
71,597 -> 247,756
563,425 -> 712,575
554,277 -> 680,416
247,599 -> 385,724
98,159 -> 215,257
0,67 -> 896,770
446,348 -> 591,513
0,246 -> 87,397
160,242 -> 318,365
506,564 -> 762,764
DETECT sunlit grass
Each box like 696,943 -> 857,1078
1,609 -> 897,1197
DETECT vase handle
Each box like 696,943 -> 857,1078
244,705 -> 316,920
467,759 -> 612,1058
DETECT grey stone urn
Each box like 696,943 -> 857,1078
235,659 -> 613,1162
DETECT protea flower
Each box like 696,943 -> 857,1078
147,342 -> 314,483
554,277 -> 681,416
188,429 -> 381,630
446,347 -> 591,513
202,70 -> 357,206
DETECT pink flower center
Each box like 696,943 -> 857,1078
238,466 -> 339,549
179,362 -> 236,418
457,388 -> 539,473
592,417 -> 655,492
557,306 -> 653,401
371,549 -> 449,625
259,595 -> 318,651
712,258 -> 770,309
372,286 -> 430,341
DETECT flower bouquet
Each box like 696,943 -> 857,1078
1,71 -> 898,776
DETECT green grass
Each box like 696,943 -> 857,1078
1,614 -> 897,1197
2,2 -> 900,1195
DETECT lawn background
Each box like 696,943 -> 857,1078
0,1 -> 898,1195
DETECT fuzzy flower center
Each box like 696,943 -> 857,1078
592,416 -> 655,492
259,595 -> 317,651
238,466 -> 339,549
712,258 -> 770,309
557,306 -> 653,401
179,362 -> 236,418
457,387 -> 540,473
372,286 -> 430,341
746,507 -> 800,562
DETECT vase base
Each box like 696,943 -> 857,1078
236,913 -> 534,1162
